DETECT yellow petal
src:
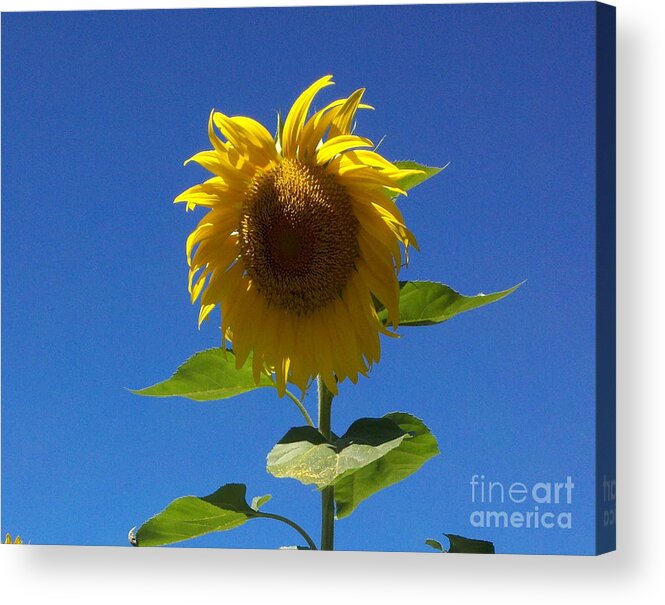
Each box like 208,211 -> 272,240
315,134 -> 373,165
336,164 -> 408,192
282,75 -> 334,158
231,116 -> 279,164
329,88 -> 366,139
299,99 -> 345,158
184,151 -> 245,183
198,304 -> 216,327
207,109 -> 226,154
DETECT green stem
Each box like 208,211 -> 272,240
257,512 -> 318,550
317,376 -> 335,551
283,388 -> 314,427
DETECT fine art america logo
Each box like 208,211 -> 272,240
469,475 -> 574,529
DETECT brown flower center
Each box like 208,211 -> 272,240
239,159 -> 360,315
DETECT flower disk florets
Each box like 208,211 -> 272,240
240,159 -> 360,316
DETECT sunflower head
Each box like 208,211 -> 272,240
176,76 -> 422,396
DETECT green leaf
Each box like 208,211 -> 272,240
275,111 -> 284,149
132,484 -> 318,549
378,280 -> 524,327
334,412 -> 439,519
425,534 -> 495,554
251,494 -> 272,511
393,160 -> 447,192
130,348 -> 274,402
266,418 -> 411,489
425,539 -> 444,552
133,483 -> 257,547
445,534 -> 495,554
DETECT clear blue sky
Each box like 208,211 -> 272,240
2,3 -> 599,554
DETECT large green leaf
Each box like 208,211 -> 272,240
132,483 -> 258,547
378,280 -> 523,327
393,160 -> 447,192
131,483 -> 318,549
426,534 -> 495,554
266,418 -> 410,488
334,412 -> 439,519
130,348 -> 274,401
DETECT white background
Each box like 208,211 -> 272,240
1,0 -> 663,603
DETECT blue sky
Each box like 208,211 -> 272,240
2,3 -> 599,554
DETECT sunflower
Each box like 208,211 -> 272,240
176,76 -> 421,396
4,533 -> 22,544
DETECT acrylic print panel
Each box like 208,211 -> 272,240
1,2 -> 615,555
